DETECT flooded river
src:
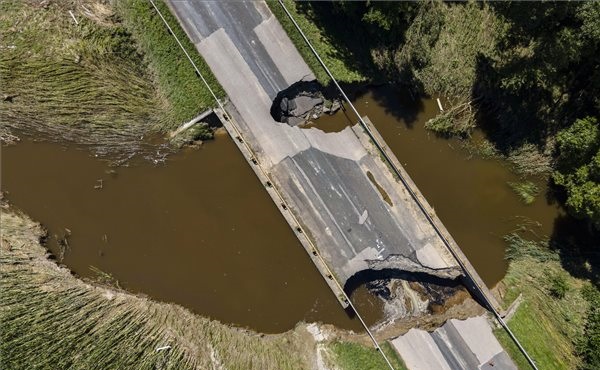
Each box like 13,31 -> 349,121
314,86 -> 563,285
1,85 -> 562,332
1,133 -> 363,332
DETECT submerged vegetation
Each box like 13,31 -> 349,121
508,181 -> 540,205
0,0 -> 222,158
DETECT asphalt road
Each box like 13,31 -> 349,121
167,0 -> 460,287
169,0 -> 288,99
391,316 -> 518,370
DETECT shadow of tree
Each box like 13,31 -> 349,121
367,85 -> 426,128
550,214 -> 600,287
471,54 -> 548,155
319,82 -> 426,128
294,2 -> 383,82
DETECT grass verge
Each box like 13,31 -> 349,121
508,181 -> 540,205
495,233 -> 593,370
325,341 -> 407,370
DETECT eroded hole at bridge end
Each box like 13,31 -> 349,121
345,268 -> 475,333
270,80 -> 342,127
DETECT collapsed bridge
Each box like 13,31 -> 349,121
164,0 -> 500,312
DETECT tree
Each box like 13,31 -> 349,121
579,285 -> 600,370
553,117 -> 600,229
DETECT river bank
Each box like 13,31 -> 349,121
0,0 -> 223,159
0,200 -> 409,369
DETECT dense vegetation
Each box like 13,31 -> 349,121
553,117 -> 600,228
579,285 -> 600,370
0,0 -> 222,158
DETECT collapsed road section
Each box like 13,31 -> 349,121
164,0 -> 500,318
166,0 -> 465,301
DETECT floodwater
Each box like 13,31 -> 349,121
1,85 -> 562,332
0,132 -> 363,333
313,86 -> 563,285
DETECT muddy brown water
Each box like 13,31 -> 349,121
1,133 -> 364,332
1,85 -> 562,332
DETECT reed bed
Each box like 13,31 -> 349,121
508,181 -> 540,205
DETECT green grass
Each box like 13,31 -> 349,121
326,341 -> 407,370
508,181 -> 540,205
115,0 -> 224,125
266,0 -> 367,85
397,2 -> 504,99
0,0 -> 222,157
495,235 -> 590,370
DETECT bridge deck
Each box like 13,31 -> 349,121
166,0 -> 499,312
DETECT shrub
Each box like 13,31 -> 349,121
548,274 -> 569,299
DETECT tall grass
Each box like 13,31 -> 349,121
0,0 -> 222,158
496,234 -> 590,370
325,341 -> 407,370
115,0 -> 224,125
0,206 -> 315,370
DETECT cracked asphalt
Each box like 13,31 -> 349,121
167,0 -> 459,286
